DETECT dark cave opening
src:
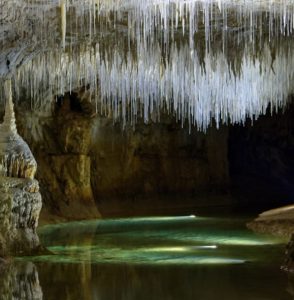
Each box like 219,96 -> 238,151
228,101 -> 294,212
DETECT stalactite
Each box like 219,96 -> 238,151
10,36 -> 294,130
1,0 -> 294,130
60,0 -> 67,49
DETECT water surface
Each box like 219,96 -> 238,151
12,216 -> 293,299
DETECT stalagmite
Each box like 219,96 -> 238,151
0,80 -> 42,257
0,80 -> 37,179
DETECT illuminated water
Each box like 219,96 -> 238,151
5,216 -> 293,299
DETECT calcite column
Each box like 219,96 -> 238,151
0,80 -> 42,257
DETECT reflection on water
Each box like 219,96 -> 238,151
0,262 -> 42,300
1,216 -> 291,299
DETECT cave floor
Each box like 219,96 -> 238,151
14,215 -> 292,299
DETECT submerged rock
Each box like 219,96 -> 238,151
0,80 -> 42,257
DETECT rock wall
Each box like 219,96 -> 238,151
13,91 -> 294,221
91,118 -> 230,216
16,93 -> 101,223
15,91 -> 231,220
10,92 -> 294,221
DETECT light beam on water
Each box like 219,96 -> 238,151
18,216 -> 286,266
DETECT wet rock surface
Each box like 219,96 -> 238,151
247,205 -> 294,238
248,219 -> 294,239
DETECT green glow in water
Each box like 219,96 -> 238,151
142,245 -> 218,252
25,216 -> 286,266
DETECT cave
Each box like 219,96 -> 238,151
1,1 -> 294,299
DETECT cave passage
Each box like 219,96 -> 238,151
1,0 -> 294,299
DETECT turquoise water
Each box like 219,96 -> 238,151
12,216 -> 294,299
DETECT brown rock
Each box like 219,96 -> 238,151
247,205 -> 294,238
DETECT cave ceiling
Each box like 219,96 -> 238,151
0,0 -> 294,130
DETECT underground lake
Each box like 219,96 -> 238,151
1,215 -> 288,300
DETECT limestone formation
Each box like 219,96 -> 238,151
2,0 -> 294,131
0,81 -> 37,179
17,92 -> 101,223
247,205 -> 294,238
0,80 -> 42,257
16,93 -> 229,220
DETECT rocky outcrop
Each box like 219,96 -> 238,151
0,80 -> 42,257
247,205 -> 294,238
16,92 -> 101,223
14,90 -> 231,220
